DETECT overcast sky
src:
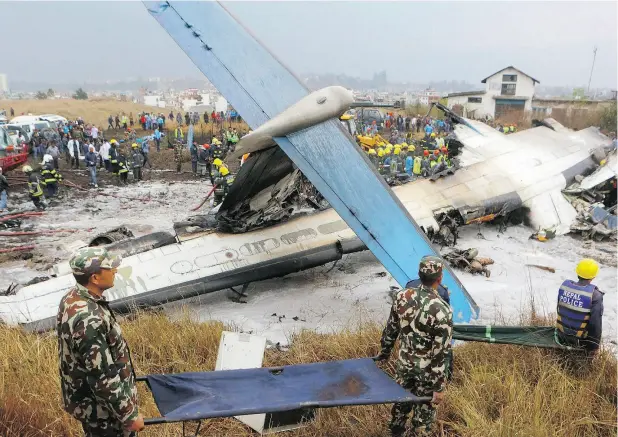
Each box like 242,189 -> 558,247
0,1 -> 616,88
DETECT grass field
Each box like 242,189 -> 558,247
0,311 -> 615,437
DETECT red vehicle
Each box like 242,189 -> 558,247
0,126 -> 28,172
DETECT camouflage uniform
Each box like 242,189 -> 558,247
57,248 -> 139,437
380,256 -> 453,436
174,141 -> 184,173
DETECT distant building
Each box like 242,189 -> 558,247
447,66 -> 539,119
143,95 -> 163,107
418,88 -> 440,106
0,74 -> 8,93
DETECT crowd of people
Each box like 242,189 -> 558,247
4,111 -> 245,211
360,116 -> 457,183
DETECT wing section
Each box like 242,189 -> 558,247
144,1 -> 477,321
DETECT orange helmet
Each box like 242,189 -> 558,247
202,144 -> 210,149
434,150 -> 440,156
441,147 -> 448,154
423,150 -> 429,156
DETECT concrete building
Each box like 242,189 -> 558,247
447,66 -> 539,120
418,88 -> 440,106
0,74 -> 8,93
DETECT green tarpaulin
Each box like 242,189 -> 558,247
453,325 -> 578,350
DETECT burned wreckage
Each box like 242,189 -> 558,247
1,103 -> 614,331
179,105 -> 615,246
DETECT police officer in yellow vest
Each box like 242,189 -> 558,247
556,259 -> 604,354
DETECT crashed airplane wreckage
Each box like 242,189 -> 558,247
0,2 -> 614,332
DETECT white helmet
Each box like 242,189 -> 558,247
42,154 -> 53,164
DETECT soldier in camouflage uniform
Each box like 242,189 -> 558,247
377,256 -> 453,436
174,140 -> 185,173
57,248 -> 144,437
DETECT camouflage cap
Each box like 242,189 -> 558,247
69,247 -> 121,276
418,255 -> 444,280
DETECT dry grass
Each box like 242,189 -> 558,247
0,310 -> 615,437
0,99 -> 161,130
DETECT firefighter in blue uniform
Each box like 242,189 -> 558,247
556,259 -> 604,354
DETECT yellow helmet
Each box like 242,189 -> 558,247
409,145 -> 416,152
110,139 -> 118,145
219,165 -> 230,176
575,259 -> 599,280
367,148 -> 377,155
132,143 -> 138,148
22,165 -> 33,173
377,149 -> 385,157
213,158 -> 223,167
431,133 -> 436,138
385,148 -> 392,155
393,147 -> 401,155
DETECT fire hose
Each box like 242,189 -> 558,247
0,245 -> 35,254
190,184 -> 218,211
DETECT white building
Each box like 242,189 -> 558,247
0,74 -> 8,93
143,95 -> 163,107
447,66 -> 539,120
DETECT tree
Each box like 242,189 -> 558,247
600,101 -> 617,132
73,88 -> 88,100
35,91 -> 48,100
47,88 -> 55,98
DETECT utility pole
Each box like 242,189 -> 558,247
587,46 -> 597,94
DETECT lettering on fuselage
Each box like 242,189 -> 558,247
239,239 -> 280,256
317,220 -> 348,235
280,228 -> 317,244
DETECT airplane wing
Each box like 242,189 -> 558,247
143,1 -> 478,321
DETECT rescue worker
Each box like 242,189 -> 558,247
377,256 -> 453,437
174,140 -> 184,173
228,128 -> 239,152
0,167 -> 8,212
510,124 -> 516,133
211,137 -> 224,161
556,259 -> 604,355
413,155 -> 422,177
109,139 -> 120,176
429,154 -> 437,174
213,163 -> 232,206
22,165 -> 46,210
405,154 -> 413,176
367,148 -> 378,167
41,154 -> 63,198
117,152 -> 130,185
57,247 -> 144,437
190,142 -> 199,176
503,125 -> 509,134
85,145 -> 98,188
174,126 -> 184,142
421,151 -> 431,178
198,144 -> 214,184
441,147 -> 452,168
131,143 -> 144,182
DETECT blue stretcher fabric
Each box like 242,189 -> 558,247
145,358 -> 425,422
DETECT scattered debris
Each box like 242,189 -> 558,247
1,283 -> 19,297
526,264 -> 556,273
443,248 -> 493,277
374,272 -> 387,277
530,228 -> 557,242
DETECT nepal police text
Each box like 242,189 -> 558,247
560,292 -> 585,308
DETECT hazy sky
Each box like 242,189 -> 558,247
0,1 -> 616,88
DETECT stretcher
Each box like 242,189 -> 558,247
138,358 -> 431,432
